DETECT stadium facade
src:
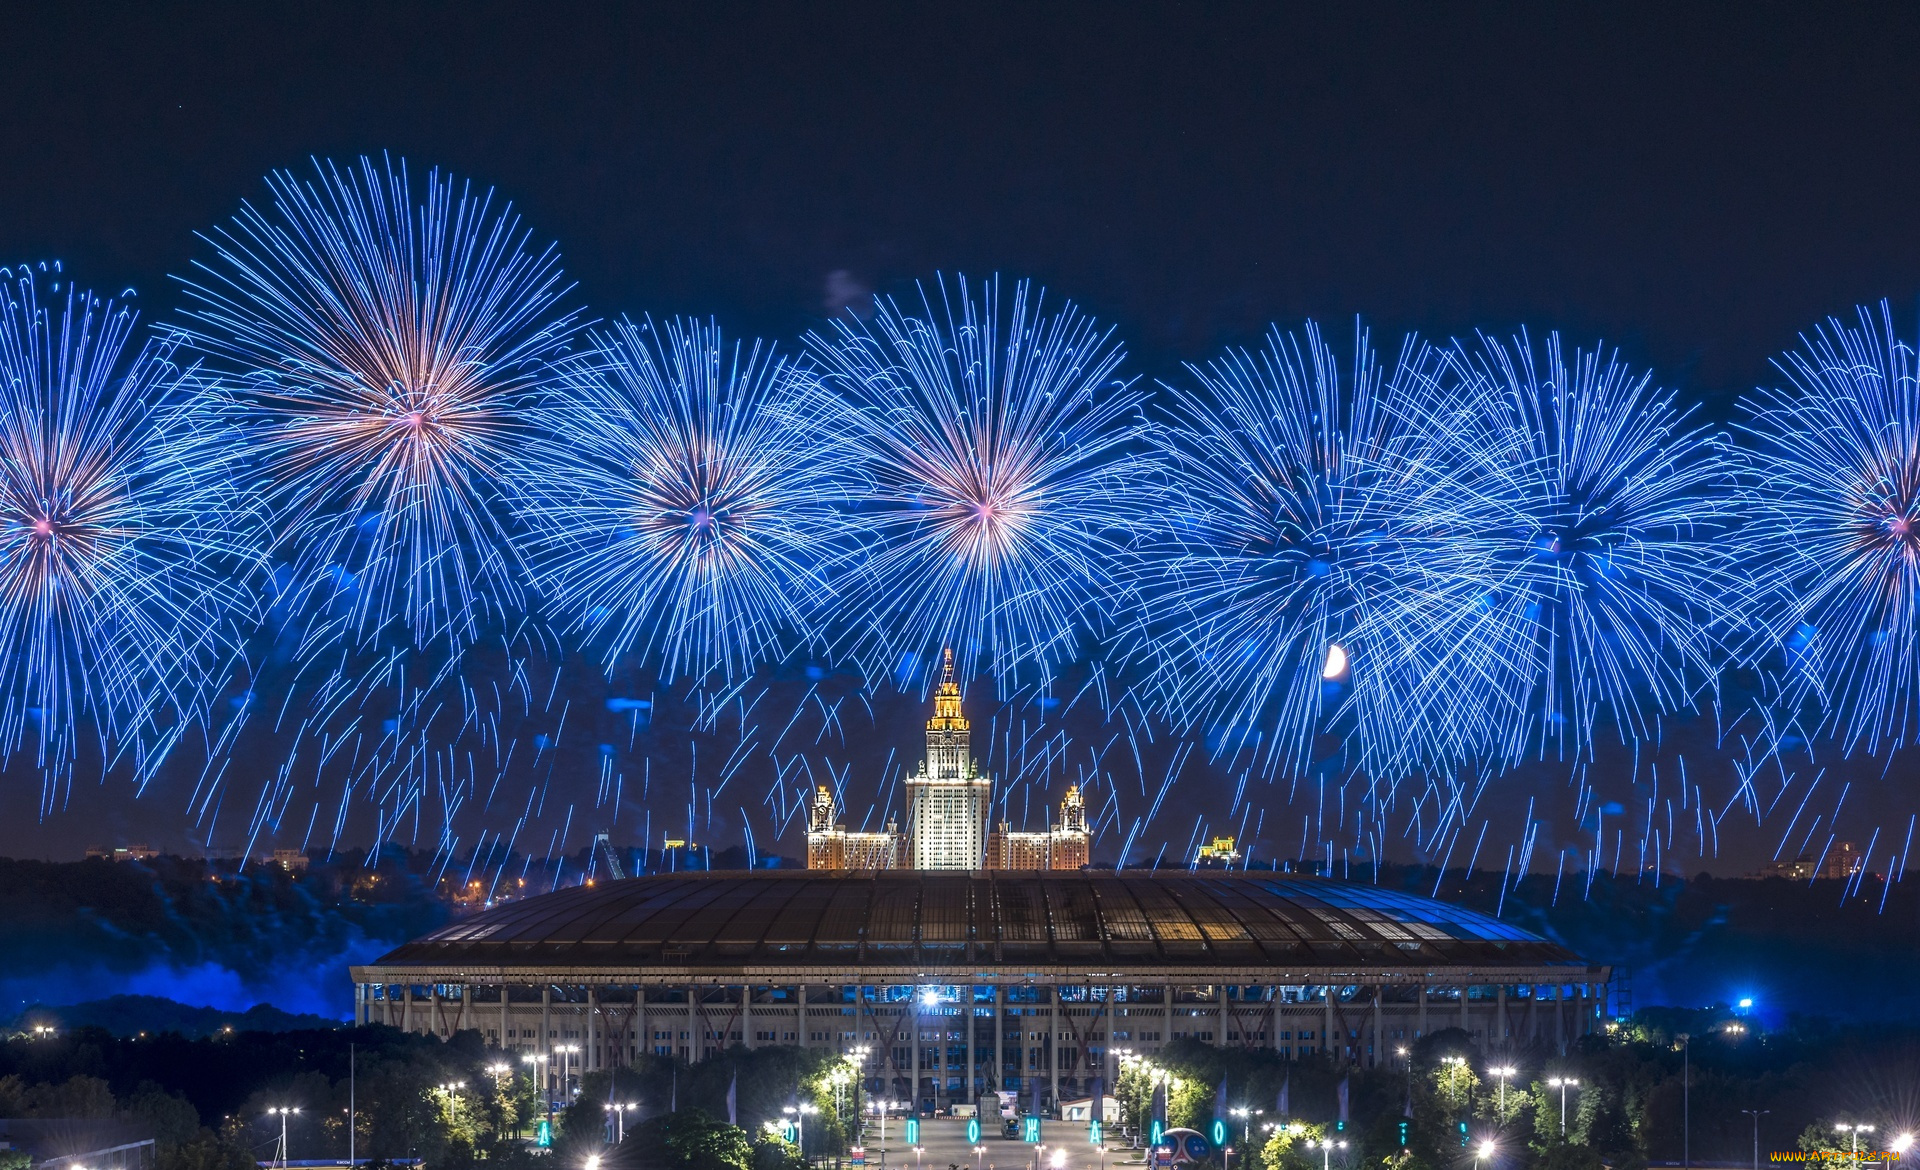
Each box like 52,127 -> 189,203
350,665 -> 1608,1114
351,869 -> 1608,1113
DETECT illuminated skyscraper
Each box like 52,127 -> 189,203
906,649 -> 993,869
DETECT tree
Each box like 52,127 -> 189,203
1259,1122 -> 1325,1170
616,1108 -> 753,1170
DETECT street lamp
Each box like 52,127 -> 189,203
523,1053 -> 552,1124
1546,1078 -> 1580,1137
785,1103 -> 819,1156
1741,1110 -> 1770,1170
1476,1139 -> 1496,1170
267,1107 -> 300,1170
557,1044 -> 581,1098
1837,1124 -> 1875,1170
1488,1067 -> 1517,1118
851,1047 -> 872,1143
1316,1138 -> 1347,1170
1677,1034 -> 1691,1170
1231,1107 -> 1250,1146
608,1102 -> 639,1143
436,1082 -> 466,1129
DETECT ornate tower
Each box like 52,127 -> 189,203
906,649 -> 993,869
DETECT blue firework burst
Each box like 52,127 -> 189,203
1737,302 -> 1920,754
516,317 -> 850,683
1410,329 -> 1739,759
807,274 -> 1149,692
179,155 -> 577,653
1131,322 -> 1521,779
0,266 -> 260,798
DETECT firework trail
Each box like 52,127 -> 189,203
516,317 -> 850,685
1737,302 -> 1920,755
806,274 -> 1149,692
178,154 -> 577,653
0,265 -> 260,808
1402,329 -> 1739,762
1129,322 -> 1522,780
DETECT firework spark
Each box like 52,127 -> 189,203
1738,302 -> 1920,754
516,317 -> 850,684
0,266 -> 259,803
179,155 -> 577,653
807,274 -> 1149,692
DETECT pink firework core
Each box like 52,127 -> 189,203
30,518 -> 51,537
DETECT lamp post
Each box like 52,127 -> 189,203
268,1107 -> 300,1169
851,1047 -> 872,1144
1741,1111 -> 1769,1170
523,1053 -> 552,1125
1316,1138 -> 1346,1170
557,1044 -> 581,1099
609,1102 -> 638,1143
786,1103 -> 819,1158
1546,1078 -> 1580,1137
1476,1140 -> 1496,1170
437,1082 -> 466,1132
1838,1124 -> 1875,1170
1677,1034 -> 1691,1170
1232,1107 -> 1250,1146
1488,1067 -> 1516,1120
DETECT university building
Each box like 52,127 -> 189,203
806,648 -> 1092,872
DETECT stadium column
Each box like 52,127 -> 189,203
500,987 -> 510,1050
1458,985 -> 1469,1036
1320,987 -> 1332,1059
588,987 -> 599,1070
1163,985 -> 1173,1056
912,992 -> 921,1112
994,985 -> 1004,1096
429,986 -> 440,1036
1417,986 -> 1427,1039
687,986 -> 697,1060
1271,986 -> 1281,1054
1555,985 -> 1565,1054
799,985 -> 808,1049
1495,985 -> 1506,1044
542,986 -> 553,1082
636,985 -> 646,1060
1049,984 -> 1060,1110
1370,990 -> 1381,1068
743,984 -> 753,1050
403,985 -> 414,1033
966,985 -> 975,1104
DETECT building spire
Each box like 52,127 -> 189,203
942,646 -> 954,686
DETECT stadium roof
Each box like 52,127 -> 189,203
355,871 -> 1600,985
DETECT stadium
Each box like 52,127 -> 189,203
350,869 -> 1609,1116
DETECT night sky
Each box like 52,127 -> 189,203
4,3 -> 1920,869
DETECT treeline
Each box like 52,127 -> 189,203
0,1022 -> 848,1170
1124,1008 -> 1920,1170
